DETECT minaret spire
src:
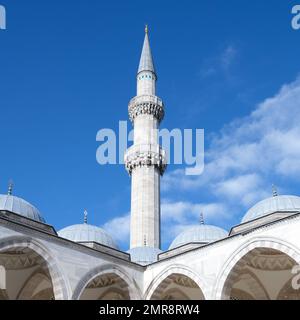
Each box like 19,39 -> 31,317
125,27 -> 166,250
138,25 -> 156,77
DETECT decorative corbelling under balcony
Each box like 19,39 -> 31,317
124,146 -> 167,175
128,95 -> 164,123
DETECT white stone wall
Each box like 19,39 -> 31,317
143,215 -> 300,300
1,214 -> 300,300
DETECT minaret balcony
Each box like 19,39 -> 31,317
128,95 -> 164,123
124,144 -> 167,176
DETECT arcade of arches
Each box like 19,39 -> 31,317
1,245 -> 300,300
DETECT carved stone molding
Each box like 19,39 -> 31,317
124,145 -> 167,176
128,95 -> 164,123
173,275 -> 199,289
0,252 -> 41,270
246,254 -> 295,271
87,274 -> 117,289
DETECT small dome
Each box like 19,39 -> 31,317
127,247 -> 162,265
0,194 -> 45,223
242,195 -> 300,223
169,225 -> 228,250
58,224 -> 118,249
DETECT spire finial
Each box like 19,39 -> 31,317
272,184 -> 278,197
200,212 -> 205,225
7,179 -> 13,196
145,24 -> 148,34
84,209 -> 88,224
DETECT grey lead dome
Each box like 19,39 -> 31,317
169,224 -> 228,250
0,194 -> 45,223
242,195 -> 300,223
58,223 -> 118,250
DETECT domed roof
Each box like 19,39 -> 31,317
0,194 -> 45,223
58,223 -> 118,249
169,225 -> 228,250
242,195 -> 300,223
127,247 -> 162,265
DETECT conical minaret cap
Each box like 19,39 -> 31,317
138,25 -> 156,75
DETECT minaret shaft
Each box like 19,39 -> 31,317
125,28 -> 166,249
130,166 -> 161,248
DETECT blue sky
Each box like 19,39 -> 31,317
0,1 -> 300,250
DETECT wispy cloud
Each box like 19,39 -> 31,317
163,77 -> 300,215
220,45 -> 237,70
199,44 -> 238,79
102,213 -> 130,246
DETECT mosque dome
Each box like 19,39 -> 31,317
127,247 -> 162,265
0,194 -> 45,223
169,224 -> 228,250
242,195 -> 300,223
58,223 -> 118,250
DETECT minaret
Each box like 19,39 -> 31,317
125,26 -> 166,249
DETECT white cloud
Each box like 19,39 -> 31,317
161,200 -> 228,224
102,214 -> 130,244
160,200 -> 229,246
163,77 -> 300,212
221,45 -> 237,70
199,44 -> 238,79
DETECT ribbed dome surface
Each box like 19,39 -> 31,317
169,225 -> 228,250
242,195 -> 300,223
0,194 -> 45,223
58,224 -> 118,249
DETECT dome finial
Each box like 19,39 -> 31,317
7,179 -> 13,196
145,24 -> 148,34
200,212 -> 205,225
272,184 -> 278,197
143,235 -> 147,246
84,209 -> 88,224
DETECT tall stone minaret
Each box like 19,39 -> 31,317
125,26 -> 166,249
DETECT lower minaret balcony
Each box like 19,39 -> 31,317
128,95 -> 164,123
124,144 -> 167,176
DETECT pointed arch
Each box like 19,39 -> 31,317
0,236 -> 69,300
144,265 -> 207,300
214,237 -> 300,300
72,264 -> 141,300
